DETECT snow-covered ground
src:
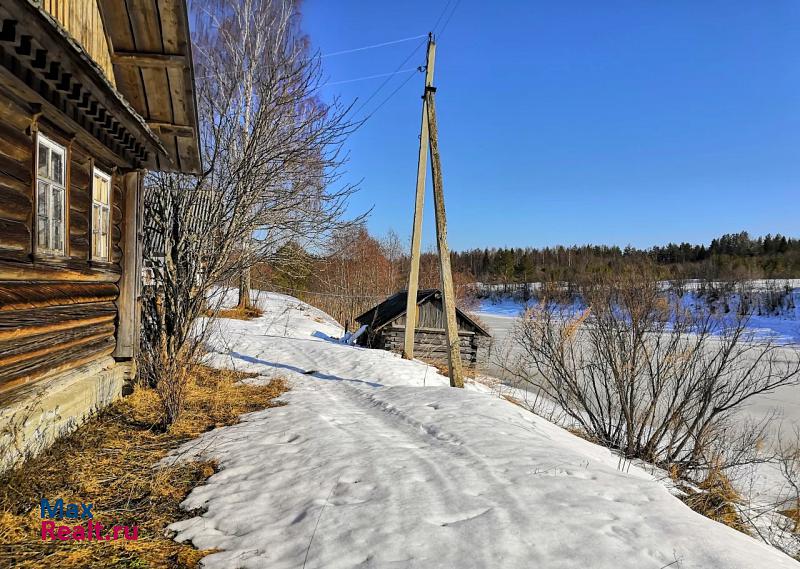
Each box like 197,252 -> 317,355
166,291 -> 800,568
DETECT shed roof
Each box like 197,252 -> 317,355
356,290 -> 491,337
98,0 -> 201,174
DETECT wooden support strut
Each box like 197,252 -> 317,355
403,34 -> 435,361
425,86 -> 464,388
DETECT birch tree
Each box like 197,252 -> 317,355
141,0 -> 359,423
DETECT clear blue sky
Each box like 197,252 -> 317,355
303,1 -> 800,251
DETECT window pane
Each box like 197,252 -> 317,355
51,187 -> 64,253
53,219 -> 63,252
37,181 -> 48,218
97,207 -> 109,259
51,151 -> 63,185
38,144 -> 49,179
38,219 -> 49,250
37,181 -> 49,251
52,187 -> 63,223
94,171 -> 110,205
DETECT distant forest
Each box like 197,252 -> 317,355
451,232 -> 800,284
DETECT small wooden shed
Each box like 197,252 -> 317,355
355,289 -> 491,366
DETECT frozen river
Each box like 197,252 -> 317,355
477,311 -> 800,433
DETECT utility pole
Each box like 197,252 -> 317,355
426,86 -> 464,388
403,34 -> 435,361
401,33 -> 463,388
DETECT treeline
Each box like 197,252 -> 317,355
451,232 -> 800,284
251,227 -> 475,330
253,229 -> 799,328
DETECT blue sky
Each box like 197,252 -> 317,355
303,1 -> 800,251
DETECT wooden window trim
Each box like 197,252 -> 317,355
33,133 -> 68,258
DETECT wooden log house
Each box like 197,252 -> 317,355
355,290 -> 492,366
0,0 -> 200,463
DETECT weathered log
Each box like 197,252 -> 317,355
0,187 -> 33,222
0,320 -> 115,361
0,301 -> 117,341
0,219 -> 31,252
0,281 -> 118,311
0,335 -> 116,392
0,153 -> 31,184
0,259 -> 121,281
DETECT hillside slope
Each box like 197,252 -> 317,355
168,292 -> 799,569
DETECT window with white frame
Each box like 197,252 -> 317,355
36,134 -> 66,254
92,168 -> 111,261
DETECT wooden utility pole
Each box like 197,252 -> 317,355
403,34 -> 436,361
425,87 -> 464,388
401,33 -> 463,388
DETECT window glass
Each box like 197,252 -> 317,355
37,181 -> 49,251
92,169 -> 111,260
51,151 -> 63,185
38,144 -> 49,178
35,135 -> 67,254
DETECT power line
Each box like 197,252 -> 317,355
359,67 -> 420,122
349,0 -> 462,123
322,34 -> 428,58
436,0 -> 462,37
353,37 -> 427,116
431,0 -> 455,33
325,68 -> 419,87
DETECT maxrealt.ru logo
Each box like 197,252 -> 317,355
40,498 -> 138,541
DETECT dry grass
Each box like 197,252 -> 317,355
780,506 -> 800,534
420,358 -> 477,380
0,366 -> 287,568
680,465 -> 749,535
204,306 -> 264,320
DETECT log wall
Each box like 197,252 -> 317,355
382,326 -> 482,366
0,84 -> 128,394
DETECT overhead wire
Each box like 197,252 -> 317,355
352,0 -> 464,122
436,0 -> 462,37
431,0 -> 456,34
359,68 -> 420,123
325,68 -> 419,87
322,34 -> 428,58
352,37 -> 427,117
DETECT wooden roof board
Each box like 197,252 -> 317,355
100,1 -> 135,52
127,0 -> 163,53
98,0 -> 201,174
166,66 -> 188,123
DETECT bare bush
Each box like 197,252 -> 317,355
504,268 -> 800,476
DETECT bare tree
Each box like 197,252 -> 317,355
502,267 -> 800,476
140,0 -> 360,423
